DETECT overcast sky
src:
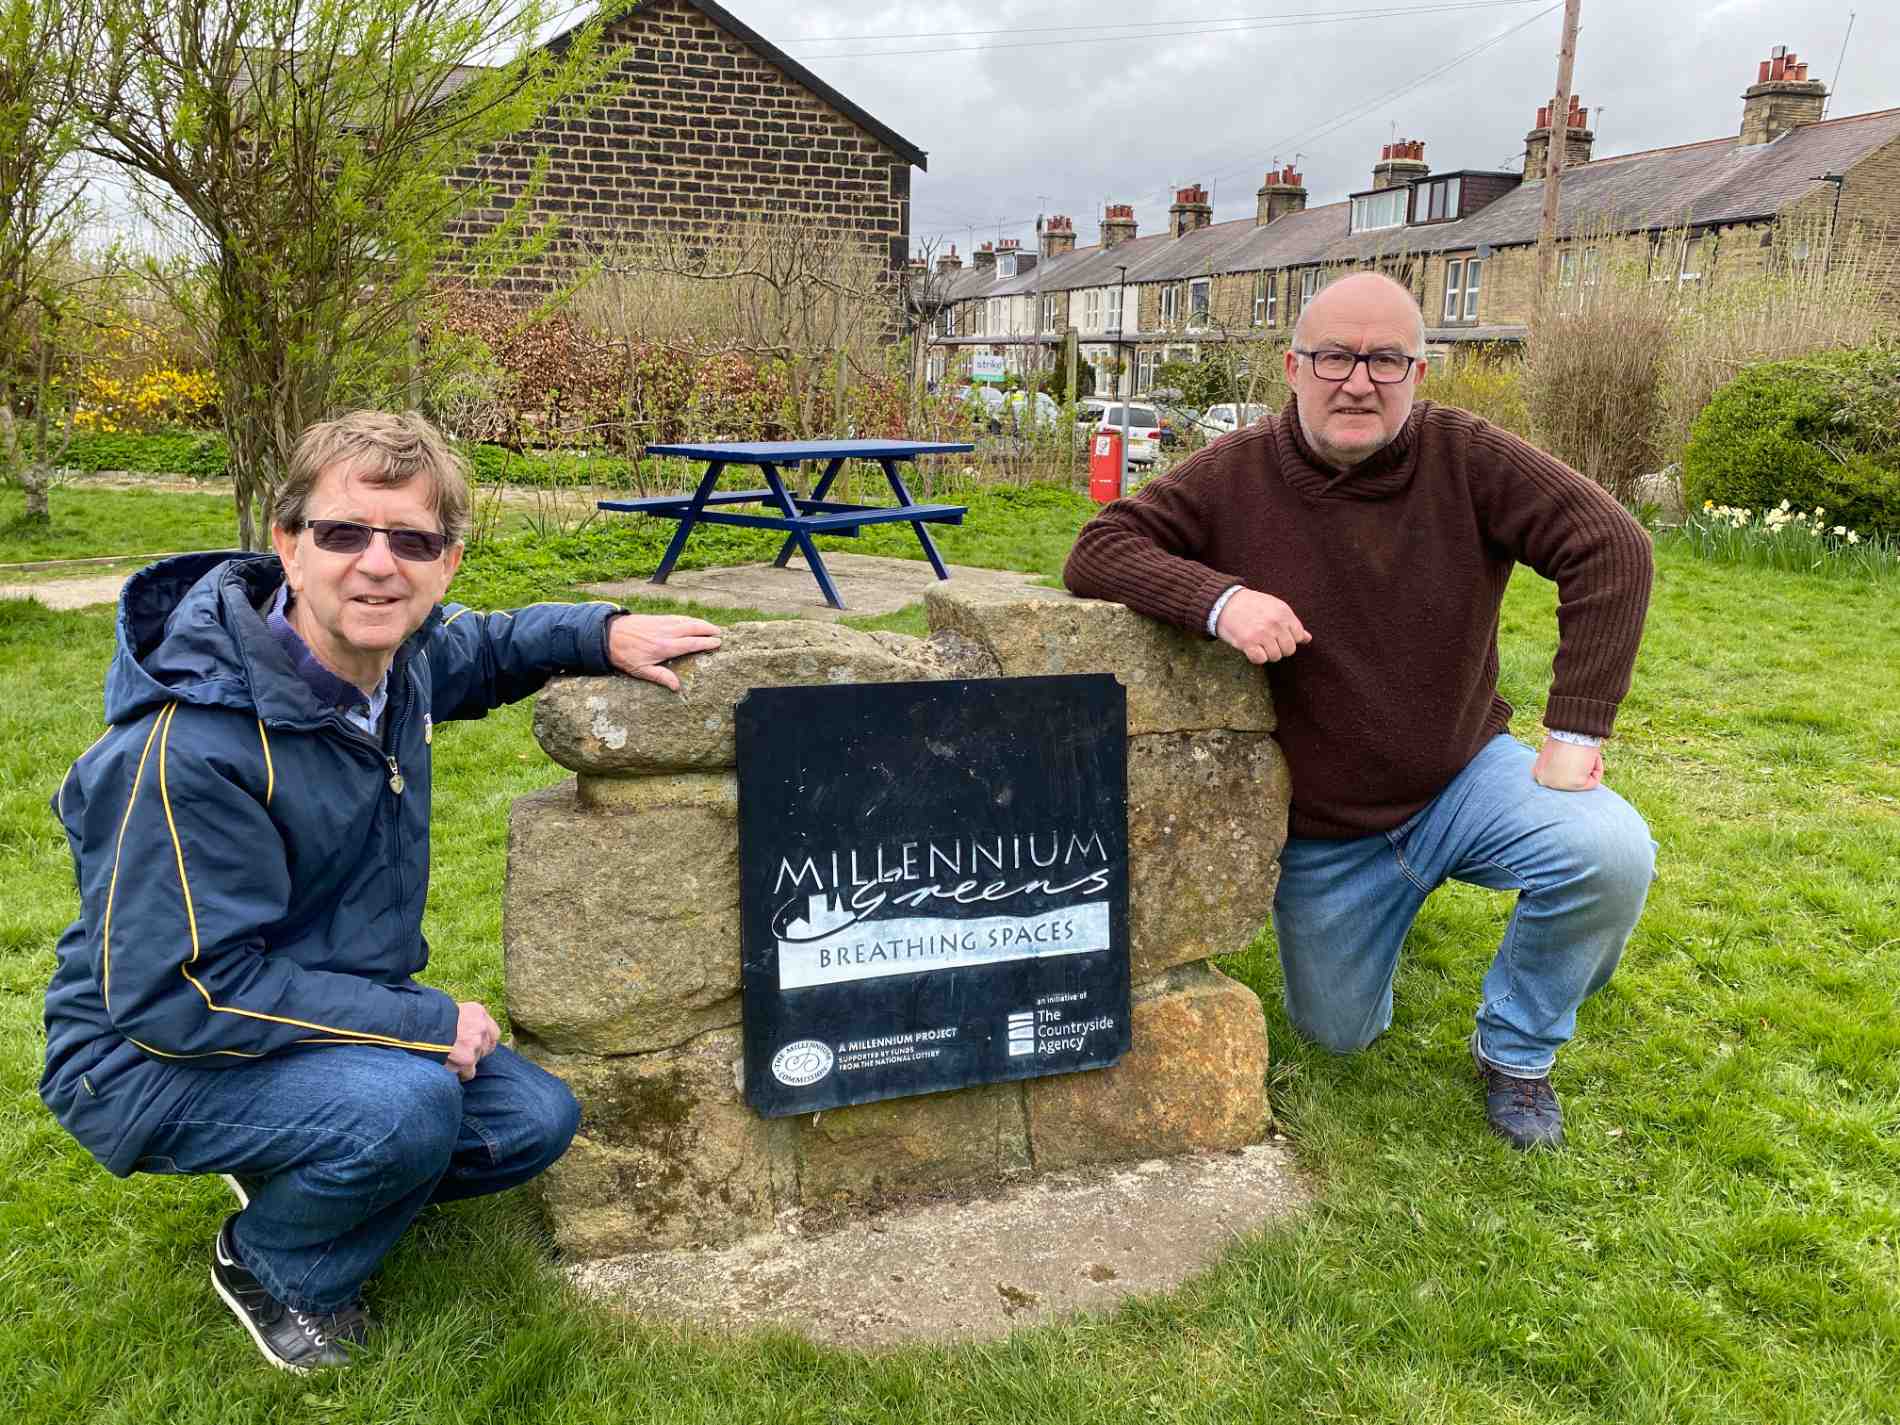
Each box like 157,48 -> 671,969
713,0 -> 1889,260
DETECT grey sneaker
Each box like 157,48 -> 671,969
211,1217 -> 367,1372
1470,1033 -> 1565,1149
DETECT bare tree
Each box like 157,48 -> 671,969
75,0 -> 619,547
577,213 -> 905,443
0,0 -> 91,522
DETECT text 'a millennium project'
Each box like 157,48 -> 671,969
769,828 -> 1114,990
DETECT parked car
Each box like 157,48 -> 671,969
1202,402 -> 1272,436
1095,404 -> 1163,467
1002,390 -> 1063,429
1155,403 -> 1202,450
960,384 -> 1006,431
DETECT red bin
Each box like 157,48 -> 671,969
1089,427 -> 1123,504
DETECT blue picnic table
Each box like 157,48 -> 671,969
598,439 -> 974,611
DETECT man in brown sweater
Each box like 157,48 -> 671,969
1064,272 -> 1655,1148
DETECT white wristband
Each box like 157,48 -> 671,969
1206,585 -> 1243,637
1547,729 -> 1604,748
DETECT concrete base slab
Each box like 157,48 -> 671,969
566,1141 -> 1310,1349
582,553 -> 1047,622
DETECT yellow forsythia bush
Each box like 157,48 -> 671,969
72,365 -> 220,433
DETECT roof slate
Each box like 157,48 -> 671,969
935,108 -> 1900,302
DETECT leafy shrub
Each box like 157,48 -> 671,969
65,430 -> 230,478
71,364 -> 219,433
1421,347 -> 1530,438
1682,347 -> 1900,537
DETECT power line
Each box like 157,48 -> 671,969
793,0 -> 1547,61
783,0 -> 1542,50
910,1 -> 1560,244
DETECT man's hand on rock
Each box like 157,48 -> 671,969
1532,737 -> 1603,792
606,614 -> 723,692
445,1001 -> 501,1082
1215,589 -> 1312,665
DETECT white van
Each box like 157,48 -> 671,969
1202,402 -> 1272,437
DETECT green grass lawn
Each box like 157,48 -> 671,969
0,488 -> 242,566
1,504 -> 1896,1422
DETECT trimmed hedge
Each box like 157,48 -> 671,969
66,431 -> 230,479
60,430 -> 660,490
1682,347 -> 1900,537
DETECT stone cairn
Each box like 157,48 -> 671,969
506,584 -> 1292,1257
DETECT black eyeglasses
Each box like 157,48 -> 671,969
1294,349 -> 1420,384
305,519 -> 449,562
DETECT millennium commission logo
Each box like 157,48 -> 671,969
770,1039 -> 835,1087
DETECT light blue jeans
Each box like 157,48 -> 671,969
133,1044 -> 579,1312
1272,735 -> 1655,1076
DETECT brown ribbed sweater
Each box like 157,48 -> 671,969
1063,400 -> 1653,840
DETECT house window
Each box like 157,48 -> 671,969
1136,350 -> 1157,391
1042,293 -> 1060,332
1678,236 -> 1705,284
1188,278 -> 1211,325
1298,268 -> 1321,311
1106,285 -> 1123,332
1083,289 -> 1102,330
943,305 -> 958,337
1558,249 -> 1577,288
1264,274 -> 1279,326
990,298 -> 1004,333
1349,188 -> 1407,233
1444,258 -> 1482,322
1581,246 -> 1600,285
1160,285 -> 1179,324
1415,176 -> 1462,222
1252,273 -> 1267,326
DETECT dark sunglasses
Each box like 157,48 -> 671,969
306,519 -> 449,562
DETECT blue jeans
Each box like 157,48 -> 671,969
1272,735 -> 1655,1076
133,1044 -> 579,1312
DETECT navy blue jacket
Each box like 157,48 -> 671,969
41,553 -> 620,1175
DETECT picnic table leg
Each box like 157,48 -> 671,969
650,460 -> 726,585
879,459 -> 952,581
774,457 -> 845,568
761,461 -> 846,610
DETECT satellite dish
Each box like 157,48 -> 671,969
1475,242 -> 1493,258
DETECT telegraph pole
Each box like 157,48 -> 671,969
1535,0 -> 1583,295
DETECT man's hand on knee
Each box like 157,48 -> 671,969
445,1001 -> 501,1081
1533,737 -> 1603,792
1215,589 -> 1311,665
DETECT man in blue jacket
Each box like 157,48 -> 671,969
41,410 -> 721,1372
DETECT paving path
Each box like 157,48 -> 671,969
4,553 -> 1050,620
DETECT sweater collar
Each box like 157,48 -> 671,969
1274,395 -> 1425,501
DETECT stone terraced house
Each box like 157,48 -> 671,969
922,45 -> 1900,398
447,0 -> 927,292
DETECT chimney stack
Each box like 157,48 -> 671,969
1100,204 -> 1138,249
1372,139 -> 1428,191
1041,214 -> 1076,258
1168,184 -> 1213,238
1255,166 -> 1307,226
1524,94 -> 1595,180
973,241 -> 997,272
935,245 -> 962,274
1740,46 -> 1827,146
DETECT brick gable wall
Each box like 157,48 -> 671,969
448,0 -> 913,294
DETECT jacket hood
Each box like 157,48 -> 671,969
105,553 -> 441,730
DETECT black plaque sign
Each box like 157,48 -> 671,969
736,676 -> 1129,1117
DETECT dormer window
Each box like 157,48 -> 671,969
998,253 -> 1018,278
1415,176 -> 1462,223
1349,188 -> 1407,233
